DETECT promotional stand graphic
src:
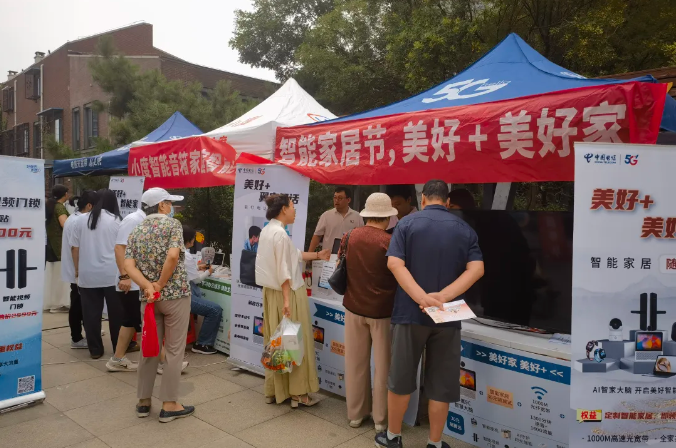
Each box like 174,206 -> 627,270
199,277 -> 232,355
228,164 -> 310,374
0,157 -> 46,411
572,143 -> 676,446
445,338 -> 572,448
109,176 -> 144,218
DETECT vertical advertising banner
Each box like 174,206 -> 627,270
229,164 -> 309,374
109,176 -> 145,218
0,157 -> 46,410
572,143 -> 676,447
199,278 -> 232,355
445,338 -> 572,448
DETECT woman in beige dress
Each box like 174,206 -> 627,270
255,194 -> 330,407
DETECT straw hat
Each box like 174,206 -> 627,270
360,193 -> 398,218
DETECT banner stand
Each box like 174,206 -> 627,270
0,392 -> 46,414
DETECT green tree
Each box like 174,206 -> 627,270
179,186 -> 235,254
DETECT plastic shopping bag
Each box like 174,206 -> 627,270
142,301 -> 160,358
261,317 -> 305,374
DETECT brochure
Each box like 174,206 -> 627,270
425,299 -> 476,324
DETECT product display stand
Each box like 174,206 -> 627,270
574,359 -> 619,373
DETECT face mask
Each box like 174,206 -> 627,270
167,204 -> 175,218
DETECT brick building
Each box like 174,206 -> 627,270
0,22 -> 276,164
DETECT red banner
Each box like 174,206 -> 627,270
128,136 -> 237,188
274,82 -> 667,184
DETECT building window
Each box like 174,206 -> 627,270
0,130 -> 14,156
15,123 -> 29,156
33,121 -> 41,154
72,107 -> 80,150
25,68 -> 40,100
84,104 -> 98,148
1,87 -> 14,112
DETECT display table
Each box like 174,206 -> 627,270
198,275 -> 232,355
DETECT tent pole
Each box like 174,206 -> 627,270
206,187 -> 211,245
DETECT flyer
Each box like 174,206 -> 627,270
108,176 -> 144,218
425,300 -> 476,324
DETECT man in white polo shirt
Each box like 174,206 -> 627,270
105,199 -> 147,372
308,187 -> 364,253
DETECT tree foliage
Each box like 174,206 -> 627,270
232,0 -> 676,116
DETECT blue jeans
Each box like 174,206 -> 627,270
190,281 -> 223,347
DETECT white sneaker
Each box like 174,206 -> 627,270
349,418 -> 363,428
106,357 -> 138,372
157,361 -> 189,375
71,339 -> 88,349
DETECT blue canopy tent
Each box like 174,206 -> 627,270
53,111 -> 202,177
328,33 -> 676,132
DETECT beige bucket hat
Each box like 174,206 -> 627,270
360,193 -> 399,218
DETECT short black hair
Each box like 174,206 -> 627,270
422,180 -> 449,202
183,225 -> 196,244
249,226 -> 261,238
265,194 -> 291,220
77,190 -> 98,211
448,189 -> 476,210
385,185 -> 414,201
334,186 -> 352,200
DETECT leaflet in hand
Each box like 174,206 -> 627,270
425,299 -> 476,324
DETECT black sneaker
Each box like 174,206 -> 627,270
135,404 -> 151,418
192,344 -> 217,355
159,405 -> 195,423
375,431 -> 403,448
426,442 -> 450,448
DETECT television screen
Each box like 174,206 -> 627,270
453,210 -> 573,334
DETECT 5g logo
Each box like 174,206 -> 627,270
0,249 -> 37,289
624,155 -> 639,166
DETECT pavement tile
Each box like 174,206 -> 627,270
235,409 -> 356,448
209,366 -> 265,389
46,375 -> 135,412
65,393 -> 162,436
0,413 -> 94,448
151,372 -> 243,405
0,401 -> 59,429
335,436 -> 378,448
194,389 -> 291,434
99,415 -> 225,448
300,394 -> 371,433
42,346 -> 81,365
42,361 -> 105,389
64,439 -> 111,448
197,434 -> 255,448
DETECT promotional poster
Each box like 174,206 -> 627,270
199,277 -> 232,355
445,338 -> 572,448
108,176 -> 144,218
228,164 -> 310,374
572,143 -> 676,446
0,157 -> 46,410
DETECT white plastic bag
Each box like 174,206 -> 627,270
261,317 -> 305,374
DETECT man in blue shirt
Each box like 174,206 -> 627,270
377,180 -> 484,448
244,225 -> 261,252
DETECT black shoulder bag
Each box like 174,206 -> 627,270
328,230 -> 352,295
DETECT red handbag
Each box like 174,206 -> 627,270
141,296 -> 160,357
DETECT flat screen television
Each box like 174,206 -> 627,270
452,210 -> 573,335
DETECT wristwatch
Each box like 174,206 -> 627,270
586,340 -> 599,361
119,274 -> 130,280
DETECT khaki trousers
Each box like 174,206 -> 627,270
137,296 -> 190,402
344,309 -> 391,426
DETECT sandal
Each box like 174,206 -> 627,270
291,394 -> 318,408
265,396 -> 275,404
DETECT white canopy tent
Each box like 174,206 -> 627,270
204,78 -> 336,159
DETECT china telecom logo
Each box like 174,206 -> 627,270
422,78 -> 510,103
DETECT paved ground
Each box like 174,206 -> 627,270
0,313 -> 472,448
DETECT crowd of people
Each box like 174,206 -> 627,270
43,179 -> 485,444
44,185 -> 224,421
256,181 -> 484,448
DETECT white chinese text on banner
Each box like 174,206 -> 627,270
0,157 -> 46,411
572,142 -> 676,446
